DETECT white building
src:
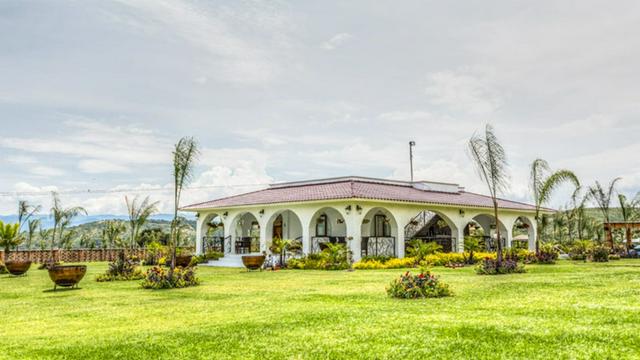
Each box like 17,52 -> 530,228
183,176 -> 547,262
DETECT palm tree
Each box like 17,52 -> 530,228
589,178 -> 621,247
25,218 -> 41,260
49,192 -> 87,260
125,196 -> 159,249
102,220 -> 126,248
170,137 -> 199,275
617,193 -> 640,250
0,221 -> 21,262
468,124 -> 509,266
18,200 -> 41,233
530,159 -> 579,253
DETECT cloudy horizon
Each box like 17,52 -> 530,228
1,1 -> 639,216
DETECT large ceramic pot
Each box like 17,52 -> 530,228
175,255 -> 193,268
5,261 -> 32,276
48,265 -> 87,290
242,255 -> 265,271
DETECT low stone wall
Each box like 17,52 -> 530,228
0,249 -> 147,263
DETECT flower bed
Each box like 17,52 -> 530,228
475,257 -> 526,275
386,270 -> 452,299
96,253 -> 144,282
141,266 -> 199,289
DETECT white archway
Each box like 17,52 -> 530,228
308,207 -> 347,253
404,209 -> 460,253
229,212 -> 261,254
361,207 -> 399,257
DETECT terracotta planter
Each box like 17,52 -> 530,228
175,255 -> 193,268
48,265 -> 87,290
5,261 -> 32,276
242,255 -> 265,270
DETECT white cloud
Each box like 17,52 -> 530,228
322,33 -> 354,50
30,166 -> 65,177
78,159 -> 130,174
425,70 -> 502,114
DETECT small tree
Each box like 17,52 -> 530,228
125,196 -> 159,249
463,236 -> 481,264
102,220 -> 126,248
269,238 -> 293,267
589,178 -> 621,248
407,239 -> 442,263
0,221 -> 21,262
49,192 -> 86,260
169,137 -> 199,276
530,159 -> 579,253
468,124 -> 509,266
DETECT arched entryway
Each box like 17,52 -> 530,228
201,213 -> 226,253
512,216 -> 535,250
467,214 -> 508,251
361,207 -> 398,257
230,212 -> 261,254
404,210 -> 458,253
308,207 -> 346,253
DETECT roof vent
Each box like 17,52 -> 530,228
412,181 -> 460,194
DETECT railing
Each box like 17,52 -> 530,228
203,236 -> 225,253
311,236 -> 346,253
404,211 -> 437,239
408,236 -> 457,253
361,236 -> 396,257
235,237 -> 259,254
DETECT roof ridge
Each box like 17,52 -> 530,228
461,190 -> 553,211
181,186 -> 270,209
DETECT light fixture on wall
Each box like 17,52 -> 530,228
259,209 -> 265,217
356,205 -> 363,214
195,213 -> 200,219
459,209 -> 465,218
337,218 -> 344,224
345,205 -> 352,215
222,211 -> 228,219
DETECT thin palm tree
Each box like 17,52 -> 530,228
617,192 -> 640,250
169,137 -> 199,275
589,178 -> 621,247
49,192 -> 87,261
18,200 -> 41,233
530,159 -> 579,253
125,195 -> 159,249
468,124 -> 509,266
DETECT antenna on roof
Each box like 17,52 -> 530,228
409,141 -> 416,183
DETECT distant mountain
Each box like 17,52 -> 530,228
0,213 -> 196,229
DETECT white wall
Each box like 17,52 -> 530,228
194,200 -> 538,259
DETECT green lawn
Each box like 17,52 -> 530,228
1,261 -> 640,359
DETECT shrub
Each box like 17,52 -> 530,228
353,257 -> 416,270
144,241 -> 166,266
475,257 -> 526,275
589,246 -> 610,262
421,252 -> 496,266
141,266 -> 199,289
192,251 -> 224,265
536,244 -> 559,264
386,270 -> 452,299
287,245 -> 350,270
0,262 -> 7,274
96,252 -> 145,282
406,240 -> 442,262
569,240 -> 593,260
361,255 -> 392,263
609,254 -> 621,260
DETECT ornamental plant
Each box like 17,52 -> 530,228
475,257 -> 526,275
386,270 -> 452,299
96,251 -> 145,282
141,266 -> 199,289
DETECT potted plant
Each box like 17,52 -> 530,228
0,220 -> 31,276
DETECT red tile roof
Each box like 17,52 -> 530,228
182,177 -> 542,212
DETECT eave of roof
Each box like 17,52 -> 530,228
181,176 -> 550,213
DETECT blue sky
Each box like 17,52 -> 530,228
1,0 -> 639,215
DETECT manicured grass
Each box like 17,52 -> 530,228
1,261 -> 640,359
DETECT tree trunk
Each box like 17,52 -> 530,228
494,201 -> 503,267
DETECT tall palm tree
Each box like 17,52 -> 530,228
468,124 -> 509,266
617,192 -> 640,250
589,178 -> 621,247
530,159 -> 579,252
102,220 -> 126,248
170,137 -> 199,274
569,188 -> 591,241
125,195 -> 159,249
49,192 -> 87,259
